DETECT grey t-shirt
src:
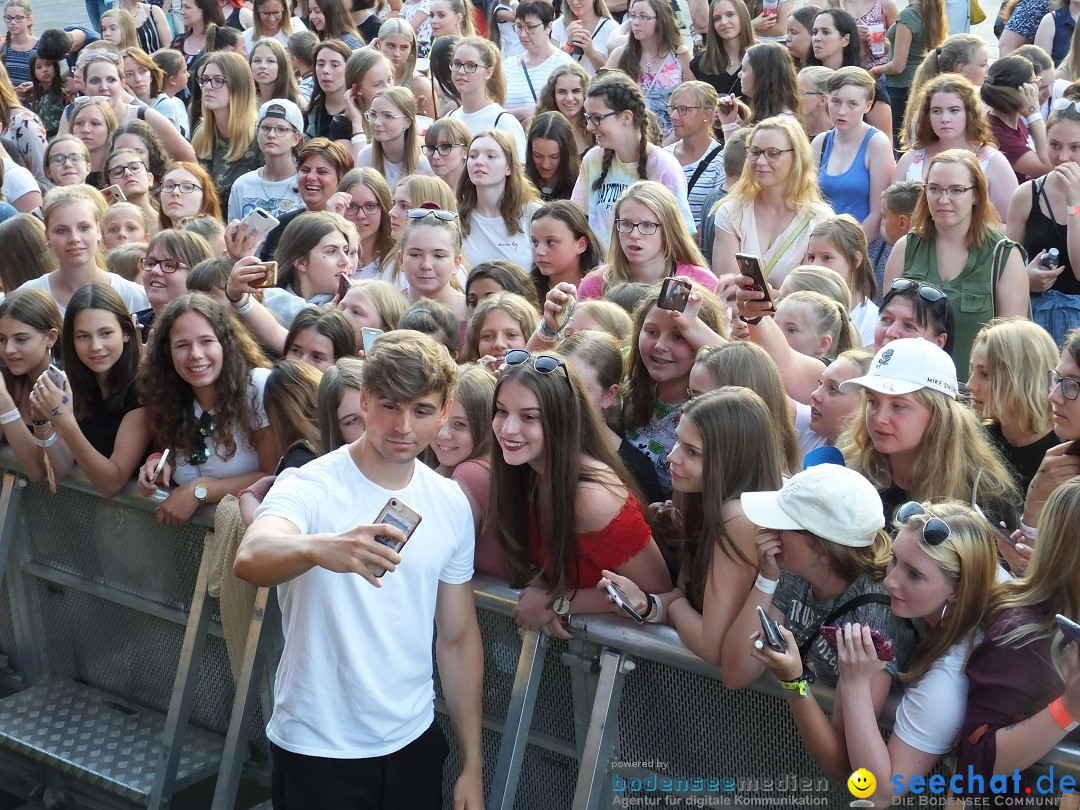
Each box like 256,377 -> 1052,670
773,570 -> 918,688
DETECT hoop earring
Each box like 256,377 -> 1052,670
940,600 -> 951,622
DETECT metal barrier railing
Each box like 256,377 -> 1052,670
0,467 -> 1078,809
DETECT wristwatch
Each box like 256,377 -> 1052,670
552,596 -> 572,625
193,483 -> 209,505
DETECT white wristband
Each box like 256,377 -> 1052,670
755,574 -> 778,595
1019,519 -> 1037,540
351,132 -> 367,144
35,431 -> 57,448
646,594 -> 665,624
234,293 -> 255,315
0,407 -> 20,425
1025,111 -> 1044,125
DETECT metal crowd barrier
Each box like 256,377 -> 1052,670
1,467 -> 1079,809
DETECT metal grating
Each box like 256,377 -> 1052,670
0,577 -> 17,678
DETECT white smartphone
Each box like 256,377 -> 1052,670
239,206 -> 280,241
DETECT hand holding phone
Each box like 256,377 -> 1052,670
46,364 -> 67,390
606,582 -> 646,623
151,448 -> 171,482
1057,614 -> 1080,645
657,276 -> 692,312
367,498 -> 422,578
757,606 -> 786,652
250,261 -> 278,289
820,624 -> 895,662
239,207 -> 280,243
735,253 -> 776,312
973,504 -> 1017,547
361,327 -> 384,356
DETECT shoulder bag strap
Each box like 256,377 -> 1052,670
762,211 -> 814,277
520,57 -> 538,102
686,144 -> 723,196
796,593 -> 891,661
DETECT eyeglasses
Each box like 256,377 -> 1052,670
49,153 -> 86,167
748,146 -> 794,162
364,110 -> 408,123
108,160 -> 144,179
257,8 -> 284,17
584,110 -> 618,127
614,218 -> 661,235
3,14 -> 26,23
667,104 -> 702,116
511,19 -> 544,33
197,75 -> 227,89
504,349 -> 571,388
190,411 -> 216,466
257,123 -> 296,137
449,59 -> 484,74
141,256 -> 187,273
1051,98 -> 1080,114
627,12 -> 656,21
895,501 -> 951,546
423,141 -> 466,156
1051,369 -> 1080,401
888,278 -> 947,303
407,208 -> 458,221
346,200 -> 381,216
162,181 -> 202,194
925,183 -> 973,200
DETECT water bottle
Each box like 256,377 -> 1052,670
1042,248 -> 1060,271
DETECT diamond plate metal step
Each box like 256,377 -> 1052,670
0,678 -> 223,804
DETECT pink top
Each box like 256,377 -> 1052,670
576,262 -> 720,300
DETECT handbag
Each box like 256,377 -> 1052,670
971,0 -> 986,26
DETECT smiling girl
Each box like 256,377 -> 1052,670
44,136 -> 92,189
462,291 -> 538,365
460,129 -> 542,273
245,0 -> 307,49
29,282 -> 150,498
535,62 -> 594,155
691,0 -> 755,100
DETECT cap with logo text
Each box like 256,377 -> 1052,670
838,338 -> 958,399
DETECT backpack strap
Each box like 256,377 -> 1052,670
686,144 -> 723,196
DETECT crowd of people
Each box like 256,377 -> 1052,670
2,0 -> 1080,803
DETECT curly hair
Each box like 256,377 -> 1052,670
112,118 -> 172,195
907,73 -> 994,152
535,62 -> 593,150
137,293 -> 269,462
525,111 -> 580,201
586,71 -> 650,192
459,129 -> 541,237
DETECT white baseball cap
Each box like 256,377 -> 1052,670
258,99 -> 304,134
838,338 -> 958,399
740,465 -> 885,547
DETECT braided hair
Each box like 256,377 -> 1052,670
587,71 -> 649,192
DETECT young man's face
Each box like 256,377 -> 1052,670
359,388 -> 449,465
880,198 -> 908,245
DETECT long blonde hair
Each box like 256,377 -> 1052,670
458,129 -> 540,237
970,318 -> 1058,438
603,181 -> 708,290
720,116 -> 826,216
369,87 -> 421,178
191,51 -> 258,162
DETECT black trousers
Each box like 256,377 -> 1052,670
271,721 -> 450,810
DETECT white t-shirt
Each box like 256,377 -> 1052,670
254,447 -> 475,758
550,17 -> 615,76
243,20 -> 308,50
463,203 -> 540,271
794,399 -> 827,459
151,94 -> 190,138
173,366 -> 271,485
3,156 -> 37,207
892,634 -> 980,755
502,49 -> 574,111
227,168 -> 304,222
355,147 -> 434,191
18,273 -> 149,318
850,297 -> 879,348
447,103 -> 527,163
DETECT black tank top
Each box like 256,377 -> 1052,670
1024,179 -> 1080,297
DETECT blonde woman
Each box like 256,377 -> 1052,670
798,65 -> 833,137
967,318 -> 1061,495
374,19 -> 434,118
712,115 -> 834,285
192,51 -> 261,210
244,0 -> 307,49
354,86 -> 433,188
100,8 -> 139,49
664,81 -> 724,231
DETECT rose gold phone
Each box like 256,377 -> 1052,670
369,497 -> 422,577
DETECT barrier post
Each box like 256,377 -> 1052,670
572,648 -> 634,810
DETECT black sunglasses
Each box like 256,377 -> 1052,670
889,278 -> 947,303
190,411 -> 216,465
895,501 -> 951,546
504,349 -> 571,387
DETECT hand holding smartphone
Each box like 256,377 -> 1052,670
46,364 -> 67,390
368,498 -> 422,577
657,276 -> 692,312
1056,614 -> 1080,644
756,606 -> 787,653
239,206 -> 280,243
251,261 -> 278,289
736,253 -> 776,312
820,624 -> 895,662
607,583 -> 645,623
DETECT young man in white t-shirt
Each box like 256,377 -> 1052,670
235,330 -> 484,809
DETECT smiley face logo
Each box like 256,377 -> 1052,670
847,768 -> 876,799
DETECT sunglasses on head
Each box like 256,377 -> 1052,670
407,208 -> 458,222
889,278 -> 948,303
504,349 -> 571,387
895,501 -> 951,546
189,411 -> 216,465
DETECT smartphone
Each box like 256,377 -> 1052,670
336,272 -> 351,300
369,497 -> 422,577
47,364 -> 67,390
361,327 -> 383,355
151,448 -> 170,482
239,206 -> 280,242
820,624 -> 895,662
1056,614 -> 1080,644
607,583 -> 645,623
554,294 -> 576,330
1066,440 -> 1080,457
973,504 -> 1017,547
102,184 -> 126,205
756,606 -> 786,653
657,277 -> 692,313
736,253 -> 776,311
250,260 -> 278,289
